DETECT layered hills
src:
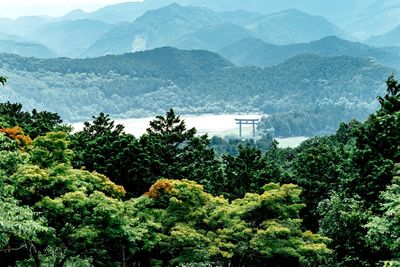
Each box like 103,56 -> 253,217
0,48 -> 391,132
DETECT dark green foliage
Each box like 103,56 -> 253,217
366,166 -> 400,263
344,76 -> 400,204
71,110 -> 224,198
70,113 -> 140,188
0,47 -> 232,87
316,76 -> 400,265
291,136 -> 345,230
0,102 -> 68,139
209,133 -> 274,156
221,145 -> 283,199
318,194 -> 374,266
258,109 -> 362,137
1,74 -> 400,266
136,109 -> 224,196
334,119 -> 362,145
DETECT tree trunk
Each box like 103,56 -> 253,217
122,246 -> 126,267
30,245 -> 41,267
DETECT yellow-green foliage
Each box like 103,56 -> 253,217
136,179 -> 332,266
30,132 -> 73,168
8,164 -> 125,205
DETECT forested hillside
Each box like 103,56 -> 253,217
0,48 -> 391,136
1,1 -> 400,266
0,74 -> 400,266
219,36 -> 400,69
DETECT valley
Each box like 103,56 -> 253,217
1,1 -> 400,266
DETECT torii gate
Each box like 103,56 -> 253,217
235,118 -> 259,138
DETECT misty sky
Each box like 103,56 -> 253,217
0,0 -> 142,19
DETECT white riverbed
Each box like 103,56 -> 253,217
72,114 -> 263,137
71,114 -> 307,147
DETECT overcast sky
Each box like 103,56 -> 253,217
0,0 -> 142,19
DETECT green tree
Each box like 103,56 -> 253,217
35,191 -> 128,267
222,144 -> 282,199
345,75 -> 400,204
318,193 -> 373,266
207,183 -> 332,266
30,132 -> 73,168
366,165 -> 400,263
2,139 -> 126,266
291,136 -> 345,230
8,164 -> 125,206
0,102 -> 68,139
134,109 -> 223,196
0,182 -> 49,267
70,113 -> 140,191
119,179 -> 331,266
0,133 -> 25,176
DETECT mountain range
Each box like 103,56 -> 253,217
0,1 -> 400,59
43,0 -> 400,40
82,4 -> 351,57
29,19 -> 117,58
219,36 -> 400,69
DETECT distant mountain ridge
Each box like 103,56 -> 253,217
53,0 -> 400,42
1,0 -> 399,63
57,0 -> 373,26
158,23 -> 255,51
82,3 -> 352,57
245,9 -> 351,45
29,19 -> 117,58
0,39 -> 56,58
82,3 -> 224,57
219,36 -> 400,68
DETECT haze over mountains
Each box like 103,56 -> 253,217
1,1 -> 400,58
219,36 -> 400,69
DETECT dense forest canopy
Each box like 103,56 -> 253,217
0,74 -> 399,266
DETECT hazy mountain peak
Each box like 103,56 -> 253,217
314,35 -> 355,45
15,16 -> 50,23
59,9 -> 88,21
270,8 -> 309,17
170,22 -> 255,51
245,8 -> 352,45
141,2 -> 215,17
166,2 -> 182,8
